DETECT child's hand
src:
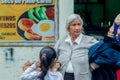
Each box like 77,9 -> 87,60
35,60 -> 41,71
23,61 -> 31,71
55,62 -> 61,68
53,62 -> 61,71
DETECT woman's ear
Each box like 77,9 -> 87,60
67,26 -> 70,32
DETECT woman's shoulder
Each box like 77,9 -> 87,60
82,34 -> 98,43
82,34 -> 95,39
55,35 -> 68,44
58,35 -> 68,40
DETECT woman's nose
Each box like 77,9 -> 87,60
75,25 -> 80,29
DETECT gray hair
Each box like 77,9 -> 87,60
65,14 -> 84,34
66,14 -> 83,29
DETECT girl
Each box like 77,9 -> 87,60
21,46 -> 63,80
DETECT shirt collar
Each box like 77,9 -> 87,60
65,33 -> 83,45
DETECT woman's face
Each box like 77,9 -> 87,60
67,19 -> 83,38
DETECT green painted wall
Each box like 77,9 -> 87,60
74,0 -> 120,26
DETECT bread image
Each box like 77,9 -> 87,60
18,18 -> 35,31
24,29 -> 42,40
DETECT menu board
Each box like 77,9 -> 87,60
0,0 -> 57,44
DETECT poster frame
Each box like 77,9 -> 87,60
0,0 -> 59,47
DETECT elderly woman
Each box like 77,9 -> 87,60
89,14 -> 120,80
54,14 -> 98,80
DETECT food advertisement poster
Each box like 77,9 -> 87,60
0,0 -> 56,43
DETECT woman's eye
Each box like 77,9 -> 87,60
72,24 -> 76,26
77,23 -> 81,26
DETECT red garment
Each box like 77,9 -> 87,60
116,69 -> 120,80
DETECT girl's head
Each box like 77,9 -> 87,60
39,46 -> 56,80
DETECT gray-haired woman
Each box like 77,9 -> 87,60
54,14 -> 98,80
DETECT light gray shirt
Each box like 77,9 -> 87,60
21,64 -> 63,80
54,34 -> 98,80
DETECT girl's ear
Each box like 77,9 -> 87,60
53,58 -> 57,63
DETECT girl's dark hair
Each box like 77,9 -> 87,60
39,46 -> 56,80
